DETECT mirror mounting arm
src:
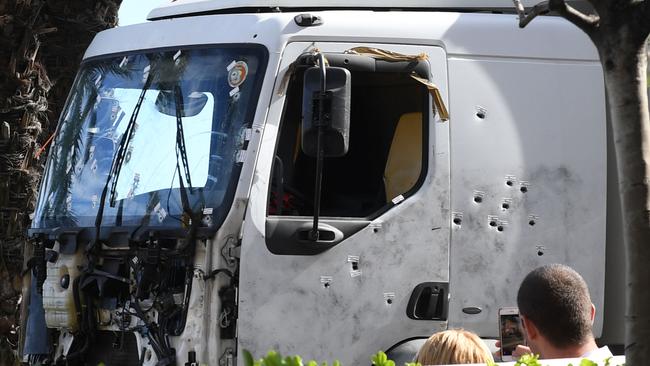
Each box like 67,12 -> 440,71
309,53 -> 328,241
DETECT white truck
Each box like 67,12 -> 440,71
22,1 -> 625,365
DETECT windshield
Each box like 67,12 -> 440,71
32,45 -> 267,230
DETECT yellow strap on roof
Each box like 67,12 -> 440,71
410,74 -> 449,121
345,47 -> 449,121
344,46 -> 428,62
279,47 -> 449,121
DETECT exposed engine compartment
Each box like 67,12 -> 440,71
24,228 -> 237,366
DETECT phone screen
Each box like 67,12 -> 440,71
500,313 -> 525,356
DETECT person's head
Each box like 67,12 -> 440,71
415,329 -> 494,365
516,264 -> 596,356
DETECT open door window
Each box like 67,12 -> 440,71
266,52 -> 430,255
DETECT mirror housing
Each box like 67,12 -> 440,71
155,90 -> 208,117
301,66 -> 351,157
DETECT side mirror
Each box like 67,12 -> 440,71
301,66 -> 351,157
155,90 -> 208,117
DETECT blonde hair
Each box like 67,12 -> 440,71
415,329 -> 494,365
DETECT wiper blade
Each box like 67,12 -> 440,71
173,83 -> 193,222
92,71 -> 154,243
174,84 -> 193,192
108,75 -> 154,207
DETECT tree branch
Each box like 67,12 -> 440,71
548,0 -> 599,37
513,0 -> 599,37
512,0 -> 550,28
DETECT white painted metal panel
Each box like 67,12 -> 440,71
147,0 -> 580,20
446,56 -> 607,337
237,41 -> 450,365
86,12 -> 598,62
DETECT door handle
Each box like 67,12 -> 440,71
296,223 -> 343,244
406,282 -> 449,320
265,217 -> 370,255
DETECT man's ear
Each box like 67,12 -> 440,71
521,315 -> 538,340
590,303 -> 596,324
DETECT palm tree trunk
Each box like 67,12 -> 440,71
0,1 -> 121,364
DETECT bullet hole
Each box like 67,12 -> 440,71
373,227 -> 379,233
474,196 -> 483,203
489,220 -> 497,227
506,180 -> 513,187
529,220 -> 536,226
386,298 -> 393,305
520,186 -> 528,193
60,274 -> 70,289
502,202 -> 510,210
323,282 -> 330,289
475,106 -> 487,120
252,34 -> 258,38
497,225 -> 504,232
351,261 -> 359,271
344,58 -> 350,64
453,217 -> 462,225
537,250 -> 544,256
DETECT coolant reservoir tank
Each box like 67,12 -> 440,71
43,243 -> 82,331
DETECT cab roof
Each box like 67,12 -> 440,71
147,0 -> 566,20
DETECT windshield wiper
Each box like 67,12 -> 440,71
92,71 -> 154,245
108,74 -> 154,208
173,83 -> 193,221
174,84 -> 193,192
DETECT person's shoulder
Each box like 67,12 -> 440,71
582,345 -> 614,361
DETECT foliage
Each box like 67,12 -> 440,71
244,350 -> 623,366
515,354 -> 542,366
243,350 -> 341,366
243,350 -> 421,366
372,351 -> 396,366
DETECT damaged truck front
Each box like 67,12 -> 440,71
24,46 -> 267,365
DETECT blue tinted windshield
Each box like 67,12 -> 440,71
32,46 -> 266,230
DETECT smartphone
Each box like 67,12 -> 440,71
499,307 -> 525,361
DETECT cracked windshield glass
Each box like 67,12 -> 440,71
32,46 -> 266,229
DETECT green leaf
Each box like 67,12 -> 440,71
371,351 -> 396,366
579,359 -> 597,366
285,355 -> 304,366
243,350 -> 256,366
264,351 -> 284,366
333,360 -> 341,366
372,351 -> 388,366
515,354 -> 542,366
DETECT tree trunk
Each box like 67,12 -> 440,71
0,1 -> 121,364
599,37 -> 650,363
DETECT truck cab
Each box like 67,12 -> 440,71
23,1 -> 622,365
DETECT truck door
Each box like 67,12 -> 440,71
237,42 -> 450,365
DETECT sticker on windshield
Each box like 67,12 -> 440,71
227,61 -> 248,88
173,50 -> 182,66
154,202 -> 167,223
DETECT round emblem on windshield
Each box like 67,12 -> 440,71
228,61 -> 249,88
